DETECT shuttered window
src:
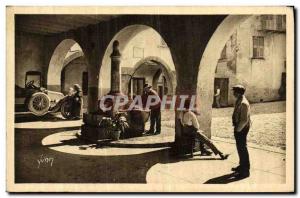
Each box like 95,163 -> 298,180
253,36 -> 264,58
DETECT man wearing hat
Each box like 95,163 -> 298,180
142,84 -> 161,135
231,85 -> 251,177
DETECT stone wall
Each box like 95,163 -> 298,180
15,31 -> 46,88
62,56 -> 88,108
62,57 -> 87,93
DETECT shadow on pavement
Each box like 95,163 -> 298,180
15,128 -> 231,183
93,142 -> 173,149
43,134 -> 173,149
15,113 -> 67,123
204,172 -> 249,184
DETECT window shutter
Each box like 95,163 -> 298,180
252,36 -> 264,58
253,48 -> 258,58
260,37 -> 264,57
253,37 -> 258,58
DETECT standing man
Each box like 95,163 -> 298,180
142,84 -> 161,135
214,86 -> 221,108
231,85 -> 251,178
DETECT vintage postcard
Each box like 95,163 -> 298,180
6,6 -> 294,192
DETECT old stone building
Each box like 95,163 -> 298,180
214,15 -> 286,107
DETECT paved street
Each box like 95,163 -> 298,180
161,101 -> 286,150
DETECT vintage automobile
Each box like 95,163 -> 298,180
15,80 -> 75,119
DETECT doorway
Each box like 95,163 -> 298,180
158,85 -> 163,99
130,77 -> 145,96
214,78 -> 229,107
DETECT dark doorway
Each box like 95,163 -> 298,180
61,67 -> 66,93
278,72 -> 286,100
130,77 -> 145,96
214,78 -> 229,107
158,85 -> 163,99
82,72 -> 88,95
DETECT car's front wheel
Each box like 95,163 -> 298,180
27,92 -> 50,116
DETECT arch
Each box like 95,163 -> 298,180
130,56 -> 176,95
98,25 -> 174,96
196,15 -> 251,136
47,39 -> 85,91
152,69 -> 163,91
63,51 -> 84,67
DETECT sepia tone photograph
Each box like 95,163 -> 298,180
6,6 -> 294,192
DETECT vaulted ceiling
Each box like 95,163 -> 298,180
15,15 -> 118,35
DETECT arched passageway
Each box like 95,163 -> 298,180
99,25 -> 175,97
125,56 -> 176,98
87,15 -> 253,140
196,15 -> 251,137
47,39 -> 88,93
47,39 -> 89,108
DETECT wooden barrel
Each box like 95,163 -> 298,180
126,109 -> 150,137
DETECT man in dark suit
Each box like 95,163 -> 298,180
231,85 -> 251,178
142,84 -> 161,135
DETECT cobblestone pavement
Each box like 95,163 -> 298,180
160,101 -> 286,149
211,112 -> 286,149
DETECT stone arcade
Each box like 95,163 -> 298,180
15,14 -> 251,143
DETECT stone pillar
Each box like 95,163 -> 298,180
110,40 -> 122,94
156,16 -> 227,145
